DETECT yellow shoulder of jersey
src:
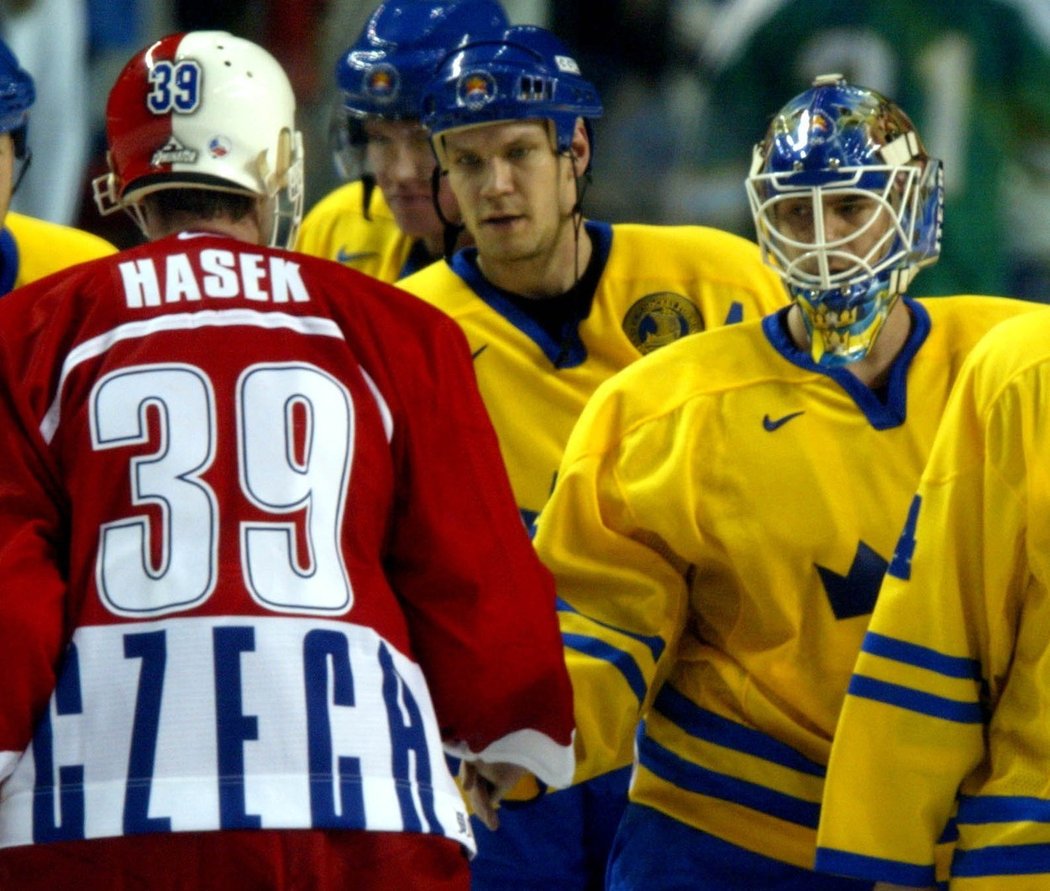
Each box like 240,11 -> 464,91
587,315 -> 783,427
6,211 -> 116,290
295,180 -> 413,284
950,302 -> 1050,393
397,222 -> 788,323
397,258 -> 474,314
609,222 -> 782,297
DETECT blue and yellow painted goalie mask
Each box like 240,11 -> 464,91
746,74 -> 943,368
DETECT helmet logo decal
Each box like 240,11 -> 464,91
458,71 -> 497,110
622,292 -> 704,354
151,136 -> 198,167
806,111 -> 833,141
553,54 -> 580,75
208,135 -> 231,158
146,60 -> 202,115
363,64 -> 399,103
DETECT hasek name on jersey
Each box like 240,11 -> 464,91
118,249 -> 311,309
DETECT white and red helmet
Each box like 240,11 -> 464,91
92,31 -> 304,248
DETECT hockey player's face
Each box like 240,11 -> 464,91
363,118 -> 456,239
441,120 -> 578,263
771,190 -> 895,276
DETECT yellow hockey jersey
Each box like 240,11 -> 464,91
817,307 -> 1050,890
295,181 -> 424,283
397,221 -> 787,532
534,296 -> 1039,870
3,211 -> 115,295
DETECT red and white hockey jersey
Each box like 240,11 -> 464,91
0,231 -> 574,852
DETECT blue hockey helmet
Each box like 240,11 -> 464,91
0,39 -> 34,159
746,74 -> 943,368
421,24 -> 603,167
336,0 -> 509,121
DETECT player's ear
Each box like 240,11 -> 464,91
569,117 -> 590,175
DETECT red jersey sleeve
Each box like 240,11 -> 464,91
378,307 -> 574,785
0,311 -> 70,774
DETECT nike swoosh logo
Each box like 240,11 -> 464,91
336,248 -> 379,264
762,411 -> 805,431
471,344 -> 488,361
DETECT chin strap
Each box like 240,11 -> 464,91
360,173 -> 376,222
568,153 -> 591,285
431,165 -> 465,261
11,148 -> 31,195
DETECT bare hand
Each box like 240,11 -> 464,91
459,760 -> 528,830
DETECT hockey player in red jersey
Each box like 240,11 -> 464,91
0,31 -> 573,890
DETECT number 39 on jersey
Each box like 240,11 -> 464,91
90,361 -> 354,618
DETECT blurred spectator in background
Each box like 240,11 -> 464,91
0,28 -> 115,292
80,0 -> 171,249
658,0 -> 1050,302
549,0 -> 685,225
1,0 -> 90,225
29,0 -> 1050,304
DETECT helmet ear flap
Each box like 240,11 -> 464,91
258,127 -> 294,192
92,151 -> 123,216
276,129 -> 293,185
259,128 -> 304,249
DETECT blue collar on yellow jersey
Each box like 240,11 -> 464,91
0,227 -> 17,296
448,220 -> 613,369
762,298 -> 931,430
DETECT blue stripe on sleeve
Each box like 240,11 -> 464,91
654,685 -> 825,777
814,847 -> 937,887
556,596 -> 666,662
847,675 -> 984,723
952,842 -> 1050,877
862,631 -> 982,680
638,732 -> 821,828
957,795 -> 1050,825
562,632 -> 648,703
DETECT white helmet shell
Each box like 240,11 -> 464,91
93,31 -> 304,248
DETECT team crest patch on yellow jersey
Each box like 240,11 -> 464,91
622,292 -> 704,354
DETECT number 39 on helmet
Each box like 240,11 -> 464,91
92,31 -> 304,249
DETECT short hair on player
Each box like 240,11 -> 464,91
141,188 -> 256,229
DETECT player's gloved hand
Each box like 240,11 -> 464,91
459,760 -> 528,830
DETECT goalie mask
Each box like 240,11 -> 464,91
746,74 -> 943,368
93,31 -> 304,249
